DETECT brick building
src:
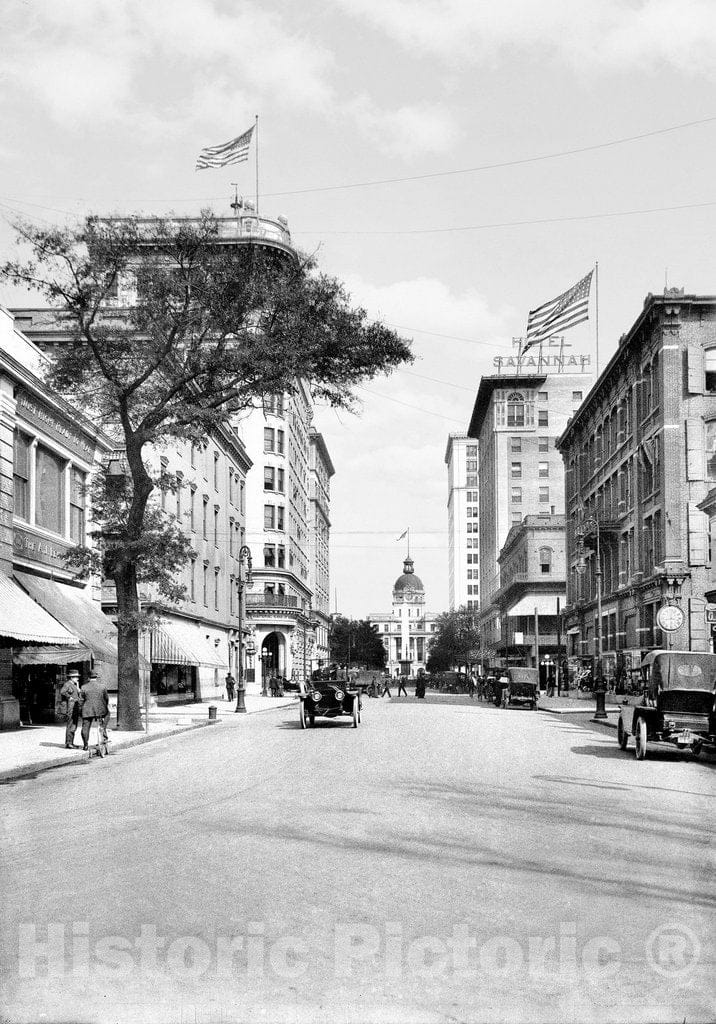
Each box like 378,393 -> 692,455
557,289 -> 716,682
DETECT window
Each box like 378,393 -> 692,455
214,567 -> 220,610
69,467 -> 86,543
539,486 -> 550,503
202,496 -> 209,539
539,461 -> 549,478
507,392 -> 525,427
240,479 -> 245,514
277,507 -> 285,530
229,517 -> 234,555
277,545 -> 286,568
213,452 -> 220,490
189,486 -> 197,532
466,475 -> 478,487
264,428 -> 275,452
277,430 -> 285,455
190,443 -> 197,469
203,562 -> 209,606
538,391 -> 548,401
572,391 -> 583,402
538,410 -> 549,426
466,459 -> 478,472
264,504 -> 275,530
175,473 -> 183,521
214,506 -> 219,547
538,437 -> 549,452
511,462 -> 522,479
35,446 -> 65,534
264,466 -> 275,490
277,468 -> 285,493
706,349 -> 716,393
466,445 -> 477,457
13,431 -> 31,521
264,544 -> 276,567
539,547 -> 552,574
511,512 -> 522,524
229,575 -> 235,615
189,558 -> 196,602
510,437 -> 522,453
511,487 -> 522,504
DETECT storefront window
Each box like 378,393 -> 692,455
13,431 -> 31,521
69,467 -> 86,543
35,445 -> 65,534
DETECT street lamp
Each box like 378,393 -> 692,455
234,545 -> 253,714
576,515 -> 607,720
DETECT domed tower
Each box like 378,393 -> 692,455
392,556 -> 426,672
393,557 -> 425,611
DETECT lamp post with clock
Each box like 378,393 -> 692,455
656,570 -> 687,649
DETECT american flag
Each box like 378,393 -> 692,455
195,126 -> 254,170
524,270 -> 593,353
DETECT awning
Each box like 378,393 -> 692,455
14,645 -> 91,666
15,572 -> 117,665
0,573 -> 80,646
150,619 -> 226,668
507,594 -> 563,617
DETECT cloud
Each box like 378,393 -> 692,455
346,97 -> 459,157
336,0 -> 716,76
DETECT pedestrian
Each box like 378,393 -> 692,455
396,676 -> 408,697
225,673 -> 235,702
467,673 -> 476,700
381,675 -> 392,698
369,675 -> 377,698
60,669 -> 81,748
79,670 -> 110,751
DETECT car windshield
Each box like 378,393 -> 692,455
651,653 -> 716,692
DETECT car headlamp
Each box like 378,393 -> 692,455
334,689 -> 345,701
311,691 -> 322,702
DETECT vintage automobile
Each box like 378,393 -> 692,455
617,650 -> 716,759
299,667 -> 361,729
498,667 -> 540,709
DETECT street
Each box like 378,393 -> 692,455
1,700 -> 714,1024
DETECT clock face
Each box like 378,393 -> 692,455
656,604 -> 684,632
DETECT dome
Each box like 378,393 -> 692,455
393,557 -> 424,592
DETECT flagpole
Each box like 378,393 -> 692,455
255,114 -> 259,215
595,261 -> 600,376
407,528 -> 411,560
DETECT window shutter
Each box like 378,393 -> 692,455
689,597 -> 708,649
687,346 -> 704,394
685,418 -> 705,481
688,503 -> 709,566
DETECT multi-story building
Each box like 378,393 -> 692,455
558,289 -> 716,682
467,367 -> 593,664
369,555 -> 439,676
0,306 -> 116,728
493,514 -> 566,671
309,428 -> 334,668
237,381 -> 321,690
445,433 -> 479,611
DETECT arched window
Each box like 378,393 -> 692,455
539,547 -> 552,574
507,392 -> 525,427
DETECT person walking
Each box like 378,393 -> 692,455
396,676 -> 408,697
225,673 -> 235,702
79,670 -> 110,751
467,673 -> 476,700
381,675 -> 392,698
60,669 -> 81,748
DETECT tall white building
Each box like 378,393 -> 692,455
445,433 -> 479,611
308,429 -> 334,668
369,555 -> 439,676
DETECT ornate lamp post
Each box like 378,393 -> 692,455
576,514 -> 606,720
234,545 -> 253,714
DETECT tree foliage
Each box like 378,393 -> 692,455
2,213 -> 411,728
329,617 -> 387,670
426,607 -> 481,673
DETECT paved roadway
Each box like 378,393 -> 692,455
1,699 -> 714,1024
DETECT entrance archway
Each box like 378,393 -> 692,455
261,632 -> 283,695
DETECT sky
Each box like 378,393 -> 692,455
3,0 -> 716,617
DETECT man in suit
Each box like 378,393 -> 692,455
60,669 -> 81,748
79,670 -> 110,751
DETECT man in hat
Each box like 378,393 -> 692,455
60,669 -> 81,748
79,670 -> 110,751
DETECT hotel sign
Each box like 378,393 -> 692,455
15,389 -> 96,462
14,526 -> 74,571
493,337 -> 591,374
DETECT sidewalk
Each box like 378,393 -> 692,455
0,694 -> 298,783
538,693 -> 622,714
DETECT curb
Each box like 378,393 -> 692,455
539,706 -> 620,715
0,718 -> 216,784
591,717 -> 618,730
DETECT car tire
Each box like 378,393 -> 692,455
352,700 -> 359,728
299,701 -> 306,730
617,717 -> 628,751
635,717 -> 647,760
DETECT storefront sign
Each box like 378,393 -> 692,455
13,526 -> 73,571
15,389 -> 95,462
493,354 -> 591,373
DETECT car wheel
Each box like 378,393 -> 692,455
299,701 -> 306,730
308,713 -> 315,728
617,717 -> 628,751
352,699 -> 359,728
635,717 -> 647,760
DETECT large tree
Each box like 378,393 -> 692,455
329,617 -> 387,670
426,607 -> 481,674
2,213 -> 411,729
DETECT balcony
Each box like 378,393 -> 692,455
246,593 -> 298,610
102,214 -> 293,255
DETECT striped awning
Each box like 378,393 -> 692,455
15,572 -> 117,665
151,625 -> 197,666
150,619 -> 227,669
0,573 -> 79,646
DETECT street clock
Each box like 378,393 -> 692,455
656,604 -> 684,633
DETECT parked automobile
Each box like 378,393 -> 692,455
498,667 -> 540,709
299,667 -> 361,728
617,650 -> 716,759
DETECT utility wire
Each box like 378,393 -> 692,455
356,385 -> 468,424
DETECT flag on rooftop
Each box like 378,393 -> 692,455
195,126 -> 254,170
524,269 -> 594,354
397,530 -> 408,541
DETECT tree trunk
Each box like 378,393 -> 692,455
114,562 -> 144,731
